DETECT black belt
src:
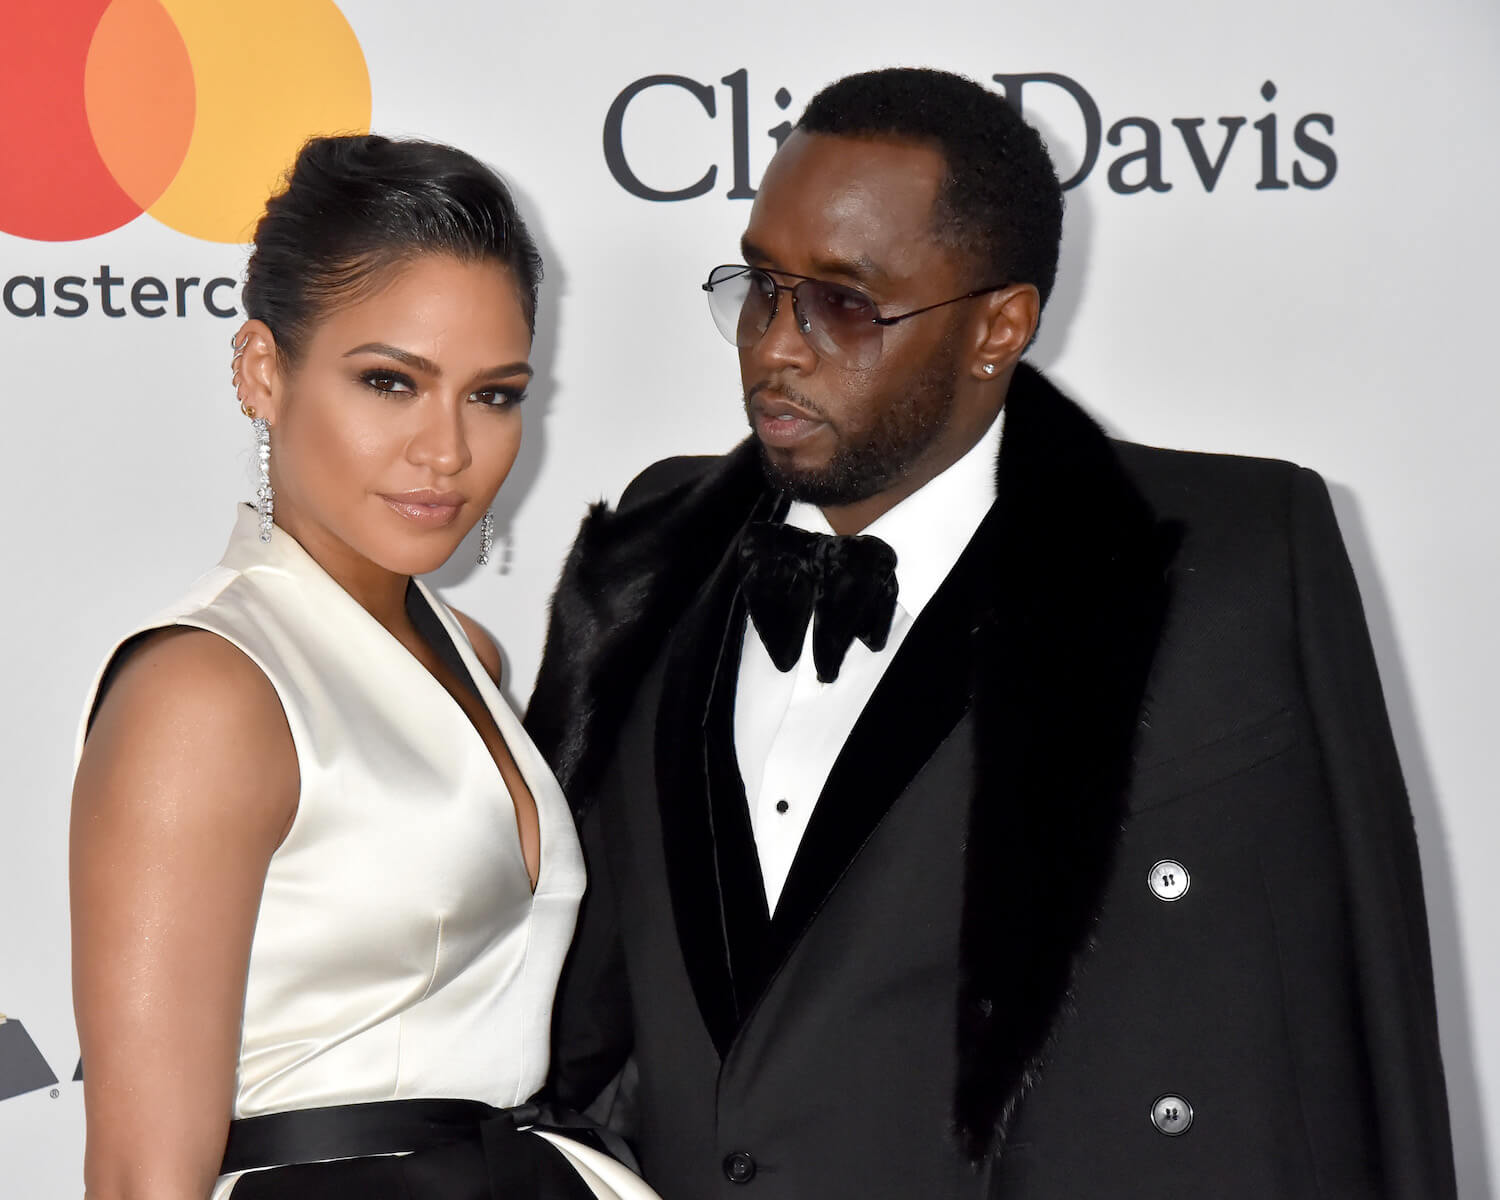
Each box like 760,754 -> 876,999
221,1097 -> 636,1175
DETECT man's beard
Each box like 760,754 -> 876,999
749,341 -> 960,508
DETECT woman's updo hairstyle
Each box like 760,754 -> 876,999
243,135 -> 543,363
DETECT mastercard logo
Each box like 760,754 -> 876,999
0,0 -> 371,244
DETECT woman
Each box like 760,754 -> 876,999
70,135 -> 657,1200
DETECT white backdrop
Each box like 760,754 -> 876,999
2,1 -> 1496,1195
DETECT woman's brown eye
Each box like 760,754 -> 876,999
475,388 -> 527,408
359,370 -> 414,393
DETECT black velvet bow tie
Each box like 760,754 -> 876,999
738,521 -> 899,684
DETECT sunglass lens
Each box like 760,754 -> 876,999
799,281 -> 882,369
705,266 -> 774,349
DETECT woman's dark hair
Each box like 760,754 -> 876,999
243,135 -> 543,362
798,68 -> 1063,310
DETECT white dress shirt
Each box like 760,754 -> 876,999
734,409 -> 1005,911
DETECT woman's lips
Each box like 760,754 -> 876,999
380,491 -> 464,527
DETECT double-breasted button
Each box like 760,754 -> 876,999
1148,859 -> 1190,901
1151,1094 -> 1194,1135
723,1151 -> 757,1184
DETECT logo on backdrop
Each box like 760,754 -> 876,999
0,0 -> 370,319
604,70 -> 1336,201
0,1013 -> 60,1103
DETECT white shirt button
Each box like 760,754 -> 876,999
1148,859 -> 1190,901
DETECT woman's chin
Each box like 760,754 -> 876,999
358,537 -> 469,579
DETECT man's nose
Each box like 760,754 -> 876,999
747,287 -> 817,372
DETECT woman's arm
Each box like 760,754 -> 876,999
71,628 -> 299,1200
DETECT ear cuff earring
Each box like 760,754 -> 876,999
231,330 -> 256,417
476,511 -> 494,566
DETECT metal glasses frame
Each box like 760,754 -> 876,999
702,263 -> 1010,332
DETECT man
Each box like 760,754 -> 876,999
527,68 -> 1456,1198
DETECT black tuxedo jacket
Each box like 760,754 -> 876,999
526,365 -> 1456,1199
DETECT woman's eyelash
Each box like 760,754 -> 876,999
358,369 -> 414,392
477,388 -> 527,408
357,370 -> 525,407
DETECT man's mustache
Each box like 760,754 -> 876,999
744,379 -> 827,420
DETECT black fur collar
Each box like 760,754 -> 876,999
953,366 -> 1178,1157
526,363 -> 1176,1160
525,436 -> 765,805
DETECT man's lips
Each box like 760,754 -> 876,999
379,490 -> 465,527
751,389 -> 821,422
749,390 -> 827,448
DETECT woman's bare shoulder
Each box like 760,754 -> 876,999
93,625 -> 287,737
450,608 -> 503,686
77,626 -> 299,841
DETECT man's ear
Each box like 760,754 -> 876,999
233,320 -> 284,425
969,284 -> 1040,381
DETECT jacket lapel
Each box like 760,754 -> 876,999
653,533 -> 766,1055
525,440 -> 777,1057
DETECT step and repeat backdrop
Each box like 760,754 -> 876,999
2,0 -> 1497,1194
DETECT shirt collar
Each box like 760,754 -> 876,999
785,405 -> 1004,620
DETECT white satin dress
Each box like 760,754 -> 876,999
76,506 -> 656,1200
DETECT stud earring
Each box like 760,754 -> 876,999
476,510 -> 494,566
253,417 -> 274,542
982,363 -> 996,376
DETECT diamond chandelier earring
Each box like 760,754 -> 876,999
232,330 -> 274,543
253,418 -> 275,542
476,511 -> 494,566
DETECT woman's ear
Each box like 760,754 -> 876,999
232,320 -> 283,425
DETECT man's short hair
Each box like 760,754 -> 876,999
798,68 -> 1064,310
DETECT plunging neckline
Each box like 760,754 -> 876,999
226,508 -> 548,898
403,581 -> 542,894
